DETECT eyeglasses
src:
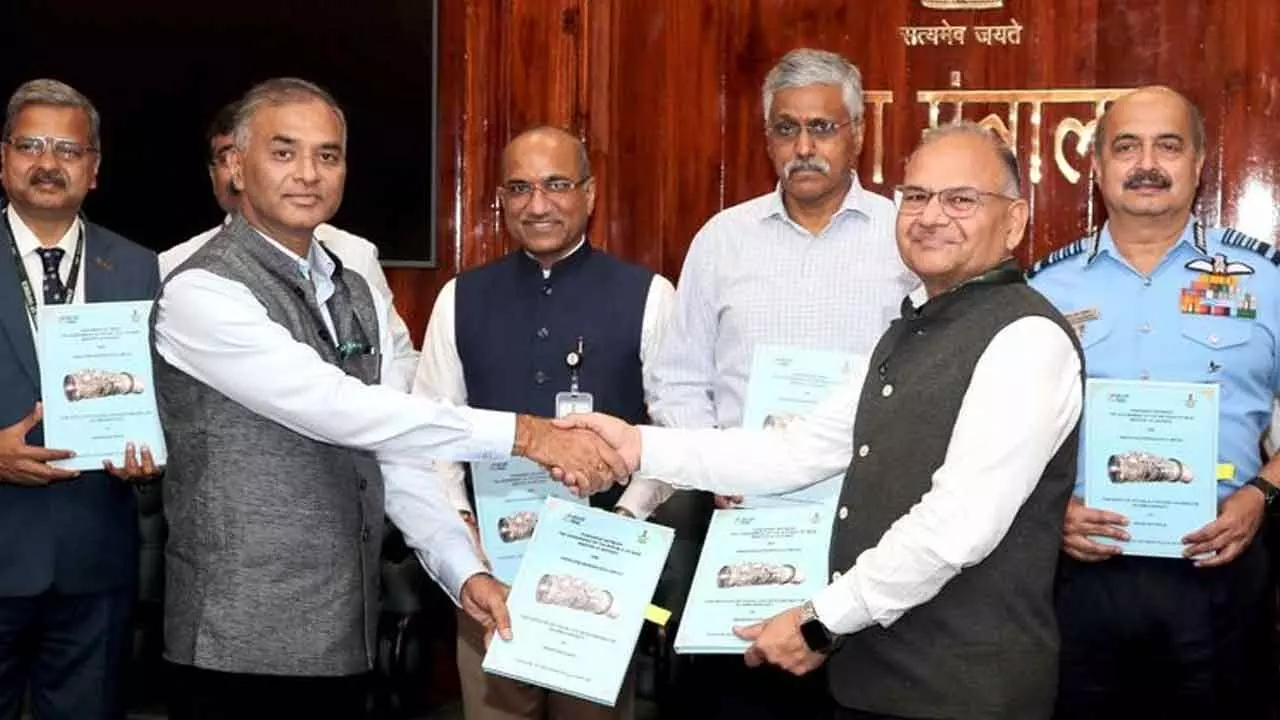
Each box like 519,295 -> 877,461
3,135 -> 97,162
766,118 -> 856,141
895,185 -> 1018,219
500,176 -> 590,201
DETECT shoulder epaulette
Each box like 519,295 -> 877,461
1027,238 -> 1088,278
1218,228 -> 1280,267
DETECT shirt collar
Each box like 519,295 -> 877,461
1089,217 -> 1203,266
520,237 -> 590,278
7,205 -> 82,259
761,172 -> 868,227
252,228 -> 334,281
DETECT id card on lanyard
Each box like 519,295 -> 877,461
3,210 -> 85,329
555,336 -> 594,418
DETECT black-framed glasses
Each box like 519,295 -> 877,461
3,135 -> 97,162
500,176 -> 591,200
895,185 -> 1018,219
766,118 -> 856,141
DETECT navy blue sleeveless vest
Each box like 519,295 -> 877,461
455,242 -> 653,507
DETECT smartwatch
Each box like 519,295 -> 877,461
798,600 -> 837,654
1247,476 -> 1279,507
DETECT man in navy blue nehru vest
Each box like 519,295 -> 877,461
413,125 -> 673,720
0,80 -> 160,720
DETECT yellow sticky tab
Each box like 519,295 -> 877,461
644,604 -> 671,626
1217,463 -> 1235,482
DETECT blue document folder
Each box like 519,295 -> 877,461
674,504 -> 835,654
674,345 -> 854,653
736,345 -> 860,508
39,301 -> 166,471
471,458 -> 588,584
482,497 -> 673,706
1083,379 -> 1219,559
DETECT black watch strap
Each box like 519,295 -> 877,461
1248,476 -> 1279,506
799,601 -> 837,654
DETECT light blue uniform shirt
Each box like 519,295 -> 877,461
1030,220 -> 1280,501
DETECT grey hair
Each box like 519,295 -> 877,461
1092,87 -> 1205,159
916,122 -> 1022,198
762,49 -> 864,126
232,77 -> 347,150
3,79 -> 101,149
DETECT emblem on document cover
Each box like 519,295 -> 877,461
920,0 -> 1004,9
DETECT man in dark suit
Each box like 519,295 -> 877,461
0,79 -> 160,720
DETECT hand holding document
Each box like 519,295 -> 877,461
0,403 -> 77,486
1082,379 -> 1219,559
38,301 -> 166,472
461,572 -> 513,647
482,497 -> 672,707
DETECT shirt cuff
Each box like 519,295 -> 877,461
464,408 -> 518,461
637,426 -> 687,487
810,569 -> 875,637
615,476 -> 675,520
419,533 -> 489,607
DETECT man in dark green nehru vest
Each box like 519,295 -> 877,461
555,123 -> 1086,720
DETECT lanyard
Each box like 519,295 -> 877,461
565,336 -> 585,393
3,210 -> 85,329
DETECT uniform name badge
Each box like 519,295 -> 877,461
555,336 -> 594,418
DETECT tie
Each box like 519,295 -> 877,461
36,247 -> 67,304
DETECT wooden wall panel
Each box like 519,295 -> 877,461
507,0 -> 584,132
1201,0 -> 1280,240
389,0 -> 1280,347
587,0 -> 728,278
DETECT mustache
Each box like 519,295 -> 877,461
1123,168 -> 1171,190
784,156 -> 831,177
29,168 -> 67,188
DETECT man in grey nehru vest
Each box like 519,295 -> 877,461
553,124 -> 1084,719
151,78 -> 628,720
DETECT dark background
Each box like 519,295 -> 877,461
2,0 -> 437,265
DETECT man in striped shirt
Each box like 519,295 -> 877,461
613,48 -> 918,719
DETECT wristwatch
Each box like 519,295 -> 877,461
1247,476 -> 1280,507
798,600 -> 837,654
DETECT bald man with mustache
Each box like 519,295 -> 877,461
1029,86 -> 1280,720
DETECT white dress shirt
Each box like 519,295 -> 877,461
414,246 -> 675,518
7,205 -> 87,327
161,218 -> 420,391
153,231 -> 517,604
617,178 -> 919,517
638,316 -> 1082,635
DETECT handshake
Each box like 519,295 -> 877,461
513,413 -> 642,495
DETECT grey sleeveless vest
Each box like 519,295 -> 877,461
154,215 -> 385,676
